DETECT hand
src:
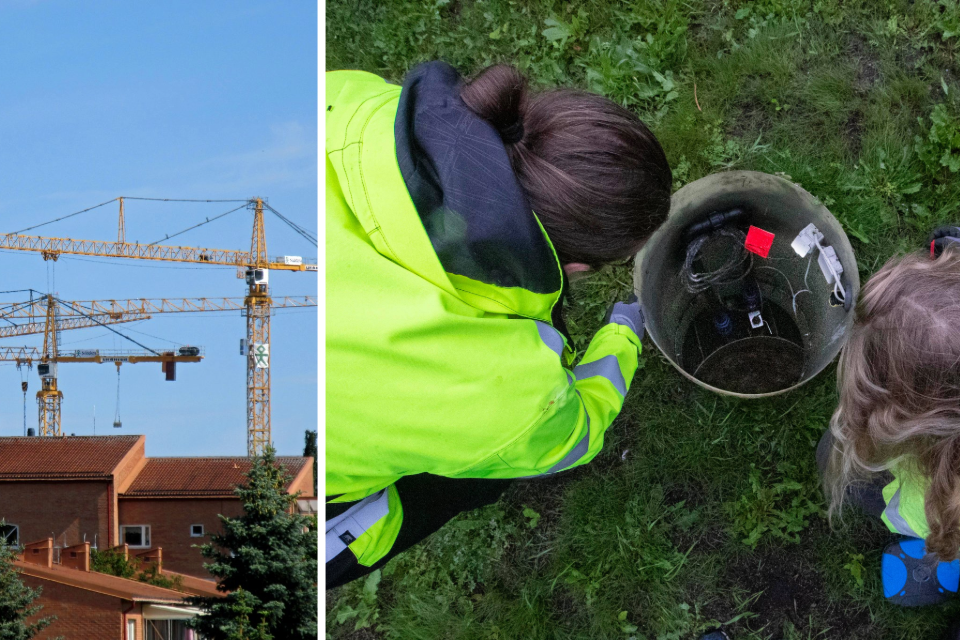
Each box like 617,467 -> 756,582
929,226 -> 960,259
604,293 -> 645,339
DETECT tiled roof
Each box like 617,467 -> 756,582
16,560 -> 188,603
121,457 -> 309,497
0,436 -> 142,480
163,571 -> 223,598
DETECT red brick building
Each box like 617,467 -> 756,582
16,538 -> 222,640
118,456 -> 314,576
0,435 -> 316,578
0,436 -> 145,553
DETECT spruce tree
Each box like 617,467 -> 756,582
0,524 -> 56,640
187,448 -> 318,639
213,589 -> 273,640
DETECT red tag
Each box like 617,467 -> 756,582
745,226 -> 775,258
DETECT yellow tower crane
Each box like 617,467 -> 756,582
0,197 -> 316,453
0,330 -> 204,437
0,293 -> 195,436
0,292 -> 317,438
0,344 -> 206,437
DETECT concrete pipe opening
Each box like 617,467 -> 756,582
634,171 -> 860,398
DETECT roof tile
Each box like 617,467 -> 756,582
121,457 -> 308,497
16,559 -> 190,603
163,571 -> 223,598
0,436 -> 141,480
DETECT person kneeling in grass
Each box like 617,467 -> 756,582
819,227 -> 960,607
326,61 -> 671,589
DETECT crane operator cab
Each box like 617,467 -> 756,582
37,362 -> 56,379
245,268 -> 269,294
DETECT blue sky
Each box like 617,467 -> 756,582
0,1 -> 318,457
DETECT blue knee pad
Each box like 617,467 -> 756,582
882,537 -> 960,607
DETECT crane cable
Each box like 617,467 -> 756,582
4,197 -> 317,253
113,367 -> 122,429
3,196 -> 246,237
262,202 -> 317,246
19,365 -> 27,437
56,298 -> 160,355
147,203 -> 249,246
119,197 -> 248,203
5,198 -> 118,235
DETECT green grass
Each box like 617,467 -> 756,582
326,1 -> 960,637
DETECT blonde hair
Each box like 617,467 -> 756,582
825,245 -> 960,560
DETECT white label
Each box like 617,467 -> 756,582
75,349 -> 98,358
305,264 -> 318,272
253,343 -> 269,369
283,256 -> 303,265
102,356 -> 130,363
791,223 -> 823,257
818,245 -> 843,285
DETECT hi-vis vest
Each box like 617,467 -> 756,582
325,68 -> 642,568
881,466 -> 933,540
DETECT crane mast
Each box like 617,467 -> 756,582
38,295 -> 61,437
244,198 -> 272,455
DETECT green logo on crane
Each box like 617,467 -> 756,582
254,343 -> 269,369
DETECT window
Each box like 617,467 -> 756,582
190,524 -> 204,537
145,619 -> 196,640
121,525 -> 151,548
0,524 -> 18,546
127,619 -> 137,640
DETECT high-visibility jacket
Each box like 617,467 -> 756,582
325,62 -> 643,568
881,465 -> 933,540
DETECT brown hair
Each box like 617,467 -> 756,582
460,64 -> 672,268
825,245 -> 960,559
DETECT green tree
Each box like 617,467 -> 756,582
90,548 -> 183,591
0,523 -> 56,640
303,429 -> 318,495
212,589 -> 273,640
187,447 -> 318,640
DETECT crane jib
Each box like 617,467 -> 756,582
0,354 -> 204,364
0,234 -> 318,271
0,297 -> 316,319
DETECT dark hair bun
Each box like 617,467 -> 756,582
461,64 -> 528,144
459,62 -> 672,267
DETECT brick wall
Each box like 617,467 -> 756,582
289,461 -> 316,498
118,498 -> 243,578
0,481 -> 109,549
21,575 -> 121,640
127,613 -> 143,640
113,437 -> 146,493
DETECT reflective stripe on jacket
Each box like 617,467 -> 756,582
326,66 -> 642,567
881,465 -> 929,539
